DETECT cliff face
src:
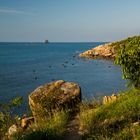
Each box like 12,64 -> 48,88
79,43 -> 117,59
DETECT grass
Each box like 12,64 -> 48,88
11,110 -> 68,140
2,87 -> 140,140
80,88 -> 140,140
0,97 -> 23,138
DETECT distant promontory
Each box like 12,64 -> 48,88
79,35 -> 140,59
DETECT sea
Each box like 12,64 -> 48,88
0,42 -> 126,114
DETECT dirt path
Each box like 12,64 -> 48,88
63,113 -> 81,140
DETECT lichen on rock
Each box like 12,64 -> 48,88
29,80 -> 81,121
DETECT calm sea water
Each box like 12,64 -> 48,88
0,42 -> 126,113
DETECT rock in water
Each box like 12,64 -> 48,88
79,43 -> 116,59
29,80 -> 81,121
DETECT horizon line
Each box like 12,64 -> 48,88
0,41 -> 109,43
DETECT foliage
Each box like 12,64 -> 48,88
0,96 -> 69,140
0,96 -> 23,136
0,96 -> 23,112
12,111 -> 68,140
80,88 -> 140,139
114,36 -> 140,87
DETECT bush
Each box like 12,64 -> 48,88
114,36 -> 140,87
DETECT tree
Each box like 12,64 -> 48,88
115,36 -> 140,87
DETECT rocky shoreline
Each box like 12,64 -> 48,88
6,42 -> 121,139
3,36 -> 140,140
7,80 -> 118,138
7,80 -> 82,138
79,43 -> 117,59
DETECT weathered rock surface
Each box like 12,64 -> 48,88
7,124 -> 18,138
79,43 -> 116,59
29,80 -> 81,121
21,116 -> 34,129
102,94 -> 119,105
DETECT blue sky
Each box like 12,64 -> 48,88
0,0 -> 140,42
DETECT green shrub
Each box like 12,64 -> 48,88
114,36 -> 140,87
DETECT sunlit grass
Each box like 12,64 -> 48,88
80,88 -> 140,139
2,88 -> 140,139
12,110 -> 68,140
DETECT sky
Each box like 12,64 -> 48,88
0,0 -> 140,42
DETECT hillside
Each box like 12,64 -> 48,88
79,35 -> 140,59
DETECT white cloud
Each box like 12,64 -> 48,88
0,8 -> 33,15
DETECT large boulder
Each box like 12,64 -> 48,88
29,80 -> 81,121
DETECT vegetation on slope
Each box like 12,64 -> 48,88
80,88 -> 140,139
79,35 -> 140,139
113,35 -> 140,87
0,97 -> 69,140
0,97 -> 23,137
12,111 -> 68,140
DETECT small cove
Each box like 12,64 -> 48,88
0,42 -> 126,114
